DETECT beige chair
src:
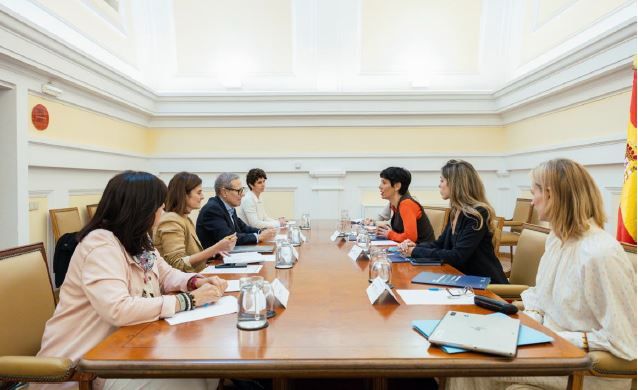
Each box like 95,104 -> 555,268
487,223 -> 549,301
423,206 -> 451,240
86,204 -> 98,220
0,242 -> 94,388
491,216 -> 505,258
49,207 -> 82,242
500,198 -> 534,260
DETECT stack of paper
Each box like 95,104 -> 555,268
396,289 -> 475,305
202,265 -> 263,274
223,252 -> 275,264
165,296 -> 238,325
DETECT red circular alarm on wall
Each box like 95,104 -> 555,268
32,104 -> 49,131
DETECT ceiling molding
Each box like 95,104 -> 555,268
0,4 -> 635,128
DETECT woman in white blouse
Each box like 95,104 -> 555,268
238,168 -> 286,229
448,158 -> 636,390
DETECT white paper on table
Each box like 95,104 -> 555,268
348,245 -> 363,261
367,277 -> 399,304
260,254 -> 276,262
202,265 -> 263,274
286,220 -> 297,225
395,289 -> 475,305
275,234 -> 288,241
330,231 -> 339,242
370,240 -> 398,246
271,278 -> 290,308
165,296 -> 238,325
223,252 -> 265,264
225,280 -> 240,292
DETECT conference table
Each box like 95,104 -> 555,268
79,221 -> 590,389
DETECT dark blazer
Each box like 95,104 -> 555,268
196,196 -> 259,248
411,207 -> 508,284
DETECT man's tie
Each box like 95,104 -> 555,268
231,209 -> 240,232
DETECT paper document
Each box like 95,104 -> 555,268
225,279 -> 240,292
396,289 -> 475,305
223,252 -> 273,264
202,265 -> 263,274
165,296 -> 238,325
370,240 -> 398,246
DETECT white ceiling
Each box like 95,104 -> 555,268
2,0 -> 635,94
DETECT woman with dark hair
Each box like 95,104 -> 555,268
238,168 -> 286,229
400,160 -> 507,283
154,172 -> 237,272
376,167 -> 435,244
36,171 -> 225,389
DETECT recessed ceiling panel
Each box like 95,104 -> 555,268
360,0 -> 482,75
173,0 -> 293,76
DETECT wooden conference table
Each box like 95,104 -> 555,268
79,221 -> 590,388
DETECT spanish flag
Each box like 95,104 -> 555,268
617,59 -> 637,245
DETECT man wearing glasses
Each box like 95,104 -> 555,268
197,172 -> 277,248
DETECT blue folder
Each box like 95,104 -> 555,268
412,271 -> 490,290
411,313 -> 553,354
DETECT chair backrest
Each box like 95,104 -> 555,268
509,223 -> 550,286
423,206 -> 451,240
491,216 -> 505,257
0,243 -> 56,356
86,204 -> 98,220
621,243 -> 637,274
511,198 -> 534,233
50,207 -> 82,242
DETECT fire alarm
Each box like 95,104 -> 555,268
32,104 -> 49,131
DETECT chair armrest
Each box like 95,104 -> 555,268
503,220 -> 524,227
487,284 -> 530,299
588,351 -> 637,377
0,356 -> 75,382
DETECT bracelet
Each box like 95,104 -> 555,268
176,293 -> 187,312
186,292 -> 196,308
582,332 -> 589,352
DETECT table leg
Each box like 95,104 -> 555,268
567,374 -> 584,390
370,377 -> 387,390
272,377 -> 291,390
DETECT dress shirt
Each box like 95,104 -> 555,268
239,191 -> 280,229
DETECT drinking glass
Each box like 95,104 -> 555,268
369,251 -> 391,283
301,213 -> 311,230
262,280 -> 276,318
275,241 -> 294,269
356,231 -> 371,253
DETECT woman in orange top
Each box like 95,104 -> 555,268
376,167 -> 434,244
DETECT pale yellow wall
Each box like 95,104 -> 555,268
149,127 -> 507,154
505,91 -> 630,150
29,196 -> 49,251
69,194 -> 102,225
260,191 -> 295,219
28,95 -> 149,154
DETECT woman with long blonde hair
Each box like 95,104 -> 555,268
400,159 -> 507,283
449,158 -> 636,390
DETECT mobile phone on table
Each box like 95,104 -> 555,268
215,263 -> 248,268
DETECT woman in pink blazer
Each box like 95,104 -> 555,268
36,171 -> 226,390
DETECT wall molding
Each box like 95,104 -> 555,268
0,6 -> 634,128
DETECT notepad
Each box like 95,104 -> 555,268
411,313 -> 553,354
412,271 -> 490,290
202,265 -> 263,274
165,296 -> 238,325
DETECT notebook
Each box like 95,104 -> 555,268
231,245 -> 274,253
411,271 -> 490,290
412,313 -> 553,354
428,311 -> 520,357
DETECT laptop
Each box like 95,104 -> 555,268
428,311 -> 520,357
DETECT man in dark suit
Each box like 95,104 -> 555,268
197,172 -> 277,248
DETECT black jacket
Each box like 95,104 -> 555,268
411,207 -> 508,284
196,196 -> 260,248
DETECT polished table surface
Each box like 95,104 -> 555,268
79,221 -> 589,379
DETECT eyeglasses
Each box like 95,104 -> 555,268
446,286 -> 474,299
225,187 -> 246,195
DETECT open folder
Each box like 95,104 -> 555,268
412,313 -> 553,354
